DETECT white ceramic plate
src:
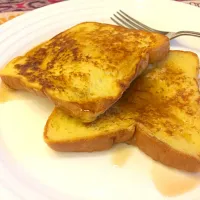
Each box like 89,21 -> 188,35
1,0 -> 200,199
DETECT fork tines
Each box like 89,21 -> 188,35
111,10 -> 155,32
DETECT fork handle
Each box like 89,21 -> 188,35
168,31 -> 200,39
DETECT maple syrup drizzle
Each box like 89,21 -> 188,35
112,145 -> 132,167
151,163 -> 199,197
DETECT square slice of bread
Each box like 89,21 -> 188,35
0,22 -> 169,122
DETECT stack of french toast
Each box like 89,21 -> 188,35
1,22 -> 200,172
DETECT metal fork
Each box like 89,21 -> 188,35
111,10 -> 200,40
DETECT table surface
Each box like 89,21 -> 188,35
0,0 -> 67,25
0,0 -> 199,25
0,0 -> 64,12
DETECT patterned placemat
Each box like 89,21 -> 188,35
0,0 -> 64,12
0,0 -> 199,25
176,0 -> 200,7
0,0 -> 66,25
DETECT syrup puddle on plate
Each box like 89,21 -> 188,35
112,144 -> 133,167
0,82 -> 17,103
151,162 -> 200,197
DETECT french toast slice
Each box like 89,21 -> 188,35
45,51 -> 200,172
0,22 -> 169,122
128,50 -> 200,172
44,104 -> 137,152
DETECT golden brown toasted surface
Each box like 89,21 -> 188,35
0,22 -> 169,122
128,50 -> 200,172
45,51 -> 200,172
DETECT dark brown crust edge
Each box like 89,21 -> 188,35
43,109 -> 136,152
44,131 -> 134,152
128,124 -> 200,172
1,75 -> 46,97
149,32 -> 170,64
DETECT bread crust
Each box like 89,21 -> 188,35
149,33 -> 170,63
44,130 -> 135,152
1,75 -> 46,97
128,123 -> 200,172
